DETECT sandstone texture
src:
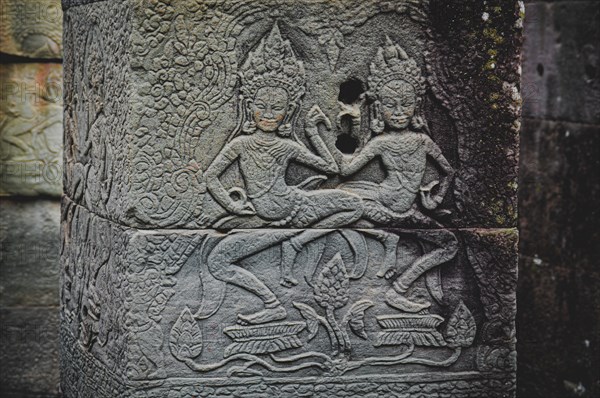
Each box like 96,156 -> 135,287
0,0 -> 62,58
0,63 -> 63,196
61,1 -> 522,396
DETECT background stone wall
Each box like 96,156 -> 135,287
518,0 -> 600,397
0,0 -> 63,396
0,0 -> 598,397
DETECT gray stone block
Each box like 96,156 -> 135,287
0,63 -> 63,197
518,118 -> 600,398
0,307 -> 60,397
522,2 -> 600,124
62,0 -> 521,229
61,198 -> 517,397
0,198 -> 60,307
519,118 -> 600,267
61,0 -> 522,396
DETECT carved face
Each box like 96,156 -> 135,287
251,86 -> 289,132
378,80 -> 417,130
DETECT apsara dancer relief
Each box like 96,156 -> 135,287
163,24 -> 470,376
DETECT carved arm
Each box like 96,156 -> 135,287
204,144 -> 244,214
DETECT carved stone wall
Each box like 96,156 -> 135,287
61,0 -> 522,396
0,0 -> 63,396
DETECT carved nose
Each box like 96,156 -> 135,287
264,108 -> 274,118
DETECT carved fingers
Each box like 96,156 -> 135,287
306,105 -> 332,130
230,201 -> 256,216
370,101 -> 385,134
420,180 -> 442,210
228,187 -> 256,215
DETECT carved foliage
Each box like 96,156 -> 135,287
170,307 -> 203,362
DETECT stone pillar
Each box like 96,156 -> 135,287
61,1 -> 522,396
0,0 -> 63,396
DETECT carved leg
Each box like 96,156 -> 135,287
207,230 -> 299,324
297,190 -> 363,228
386,228 -> 458,313
280,229 -> 333,287
359,230 -> 400,278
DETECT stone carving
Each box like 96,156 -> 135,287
0,63 -> 62,196
203,24 -> 363,230
61,0 -> 521,396
0,0 -> 62,58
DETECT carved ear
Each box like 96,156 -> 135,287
370,101 -> 385,134
243,98 -> 254,119
279,102 -> 298,138
283,102 -> 298,124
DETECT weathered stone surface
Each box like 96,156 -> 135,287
61,197 -> 517,397
0,0 -> 63,58
0,307 -> 60,397
522,1 -> 600,124
0,198 -> 60,307
0,63 -> 63,196
518,118 -> 600,398
63,0 -> 521,230
62,0 -> 521,396
519,119 -> 600,269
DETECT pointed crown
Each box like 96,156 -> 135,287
239,24 -> 306,102
368,37 -> 426,98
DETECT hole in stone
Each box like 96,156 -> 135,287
537,63 -> 544,77
338,78 -> 365,104
229,190 -> 242,201
336,133 -> 359,154
585,64 -> 597,80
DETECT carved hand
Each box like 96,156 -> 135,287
419,180 -> 443,210
229,200 -> 256,216
306,105 -> 332,130
336,95 -> 364,128
227,187 -> 257,216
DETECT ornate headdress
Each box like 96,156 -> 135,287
368,36 -> 426,98
239,24 -> 306,102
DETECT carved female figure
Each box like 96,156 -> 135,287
337,38 -> 458,313
202,25 -> 363,325
204,24 -> 362,229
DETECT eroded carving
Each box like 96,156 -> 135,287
61,0 -> 520,396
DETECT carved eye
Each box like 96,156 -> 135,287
383,101 -> 395,108
255,103 -> 266,110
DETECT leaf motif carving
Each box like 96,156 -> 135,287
445,301 -> 477,348
343,300 -> 374,340
169,307 -> 203,362
293,302 -> 321,341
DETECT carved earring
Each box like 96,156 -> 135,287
370,101 -> 385,134
278,103 -> 296,137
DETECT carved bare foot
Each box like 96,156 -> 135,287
385,289 -> 431,313
237,305 -> 287,325
280,241 -> 300,287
